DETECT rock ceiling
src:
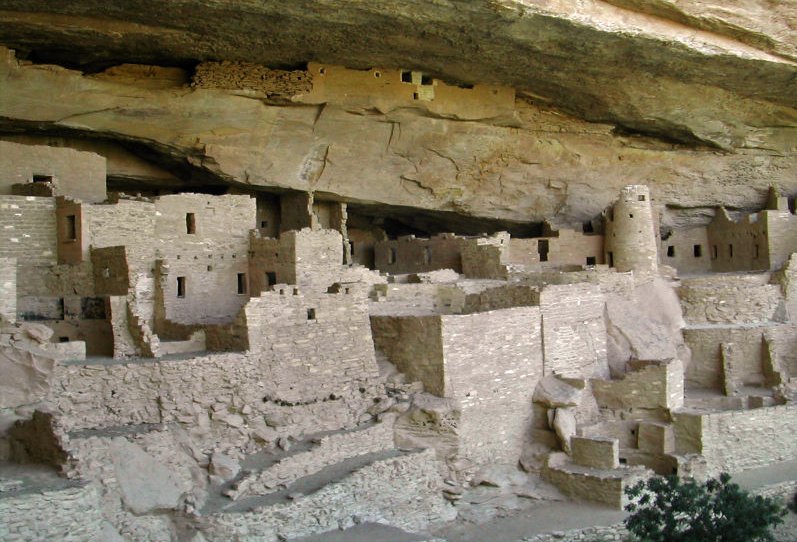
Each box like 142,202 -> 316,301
0,0 -> 795,229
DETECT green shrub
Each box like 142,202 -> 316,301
624,472 -> 786,542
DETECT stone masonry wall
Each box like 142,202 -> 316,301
679,273 -> 783,325
46,350 -> 380,451
540,283 -> 608,378
592,359 -> 684,410
0,257 -> 16,322
192,61 -> 313,99
766,210 -> 797,272
441,306 -> 542,464
243,290 -> 379,404
683,327 -> 765,389
707,208 -> 770,272
0,140 -> 107,203
374,233 -> 465,275
203,449 -> 455,542
660,226 -> 712,274
673,403 -> 797,474
370,314 -> 444,395
0,482 -> 107,542
230,420 -> 395,499
0,196 -> 57,267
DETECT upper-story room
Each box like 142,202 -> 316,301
0,140 -> 107,203
661,187 -> 797,275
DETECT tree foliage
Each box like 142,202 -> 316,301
624,472 -> 786,542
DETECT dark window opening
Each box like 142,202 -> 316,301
582,221 -> 594,233
538,239 -> 549,263
265,271 -> 276,286
629,213 -> 634,218
693,244 -> 702,258
307,308 -> 316,320
586,256 -> 597,266
754,244 -> 760,259
207,265 -> 212,271
638,195 -> 646,201
186,213 -> 196,234
237,273 -> 247,295
728,244 -> 734,258
59,336 -> 69,343
64,214 -> 77,241
421,74 -> 432,85
608,251 -> 614,267
33,175 -> 53,183
423,246 -> 432,265
400,70 -> 412,83
412,92 -> 419,100
667,246 -> 675,258
388,247 -> 397,265
619,457 -> 627,465
712,245 -> 718,260
260,220 -> 268,228
177,276 -> 186,298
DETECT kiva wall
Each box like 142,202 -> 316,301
673,403 -> 797,474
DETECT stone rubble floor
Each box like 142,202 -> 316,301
291,458 -> 797,542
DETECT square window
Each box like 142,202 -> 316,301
307,308 -> 316,320
586,256 -> 597,266
693,245 -> 702,258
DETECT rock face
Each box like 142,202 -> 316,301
0,1 -> 794,230
109,438 -> 183,515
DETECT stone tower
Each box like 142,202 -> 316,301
604,185 -> 658,275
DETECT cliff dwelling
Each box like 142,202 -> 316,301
0,2 -> 796,541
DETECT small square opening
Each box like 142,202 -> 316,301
260,220 -> 268,228
307,308 -> 316,320
265,271 -> 276,287
420,74 -> 432,85
637,194 -> 646,201
586,256 -> 597,266
58,336 -> 69,343
693,244 -> 702,258
33,174 -> 54,183
667,245 -> 675,258
400,70 -> 412,83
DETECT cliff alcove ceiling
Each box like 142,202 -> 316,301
0,0 -> 796,230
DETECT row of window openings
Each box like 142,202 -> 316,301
176,273 -> 249,297
176,275 -> 316,320
386,247 -> 432,265
175,272 -> 280,296
666,244 -> 759,259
